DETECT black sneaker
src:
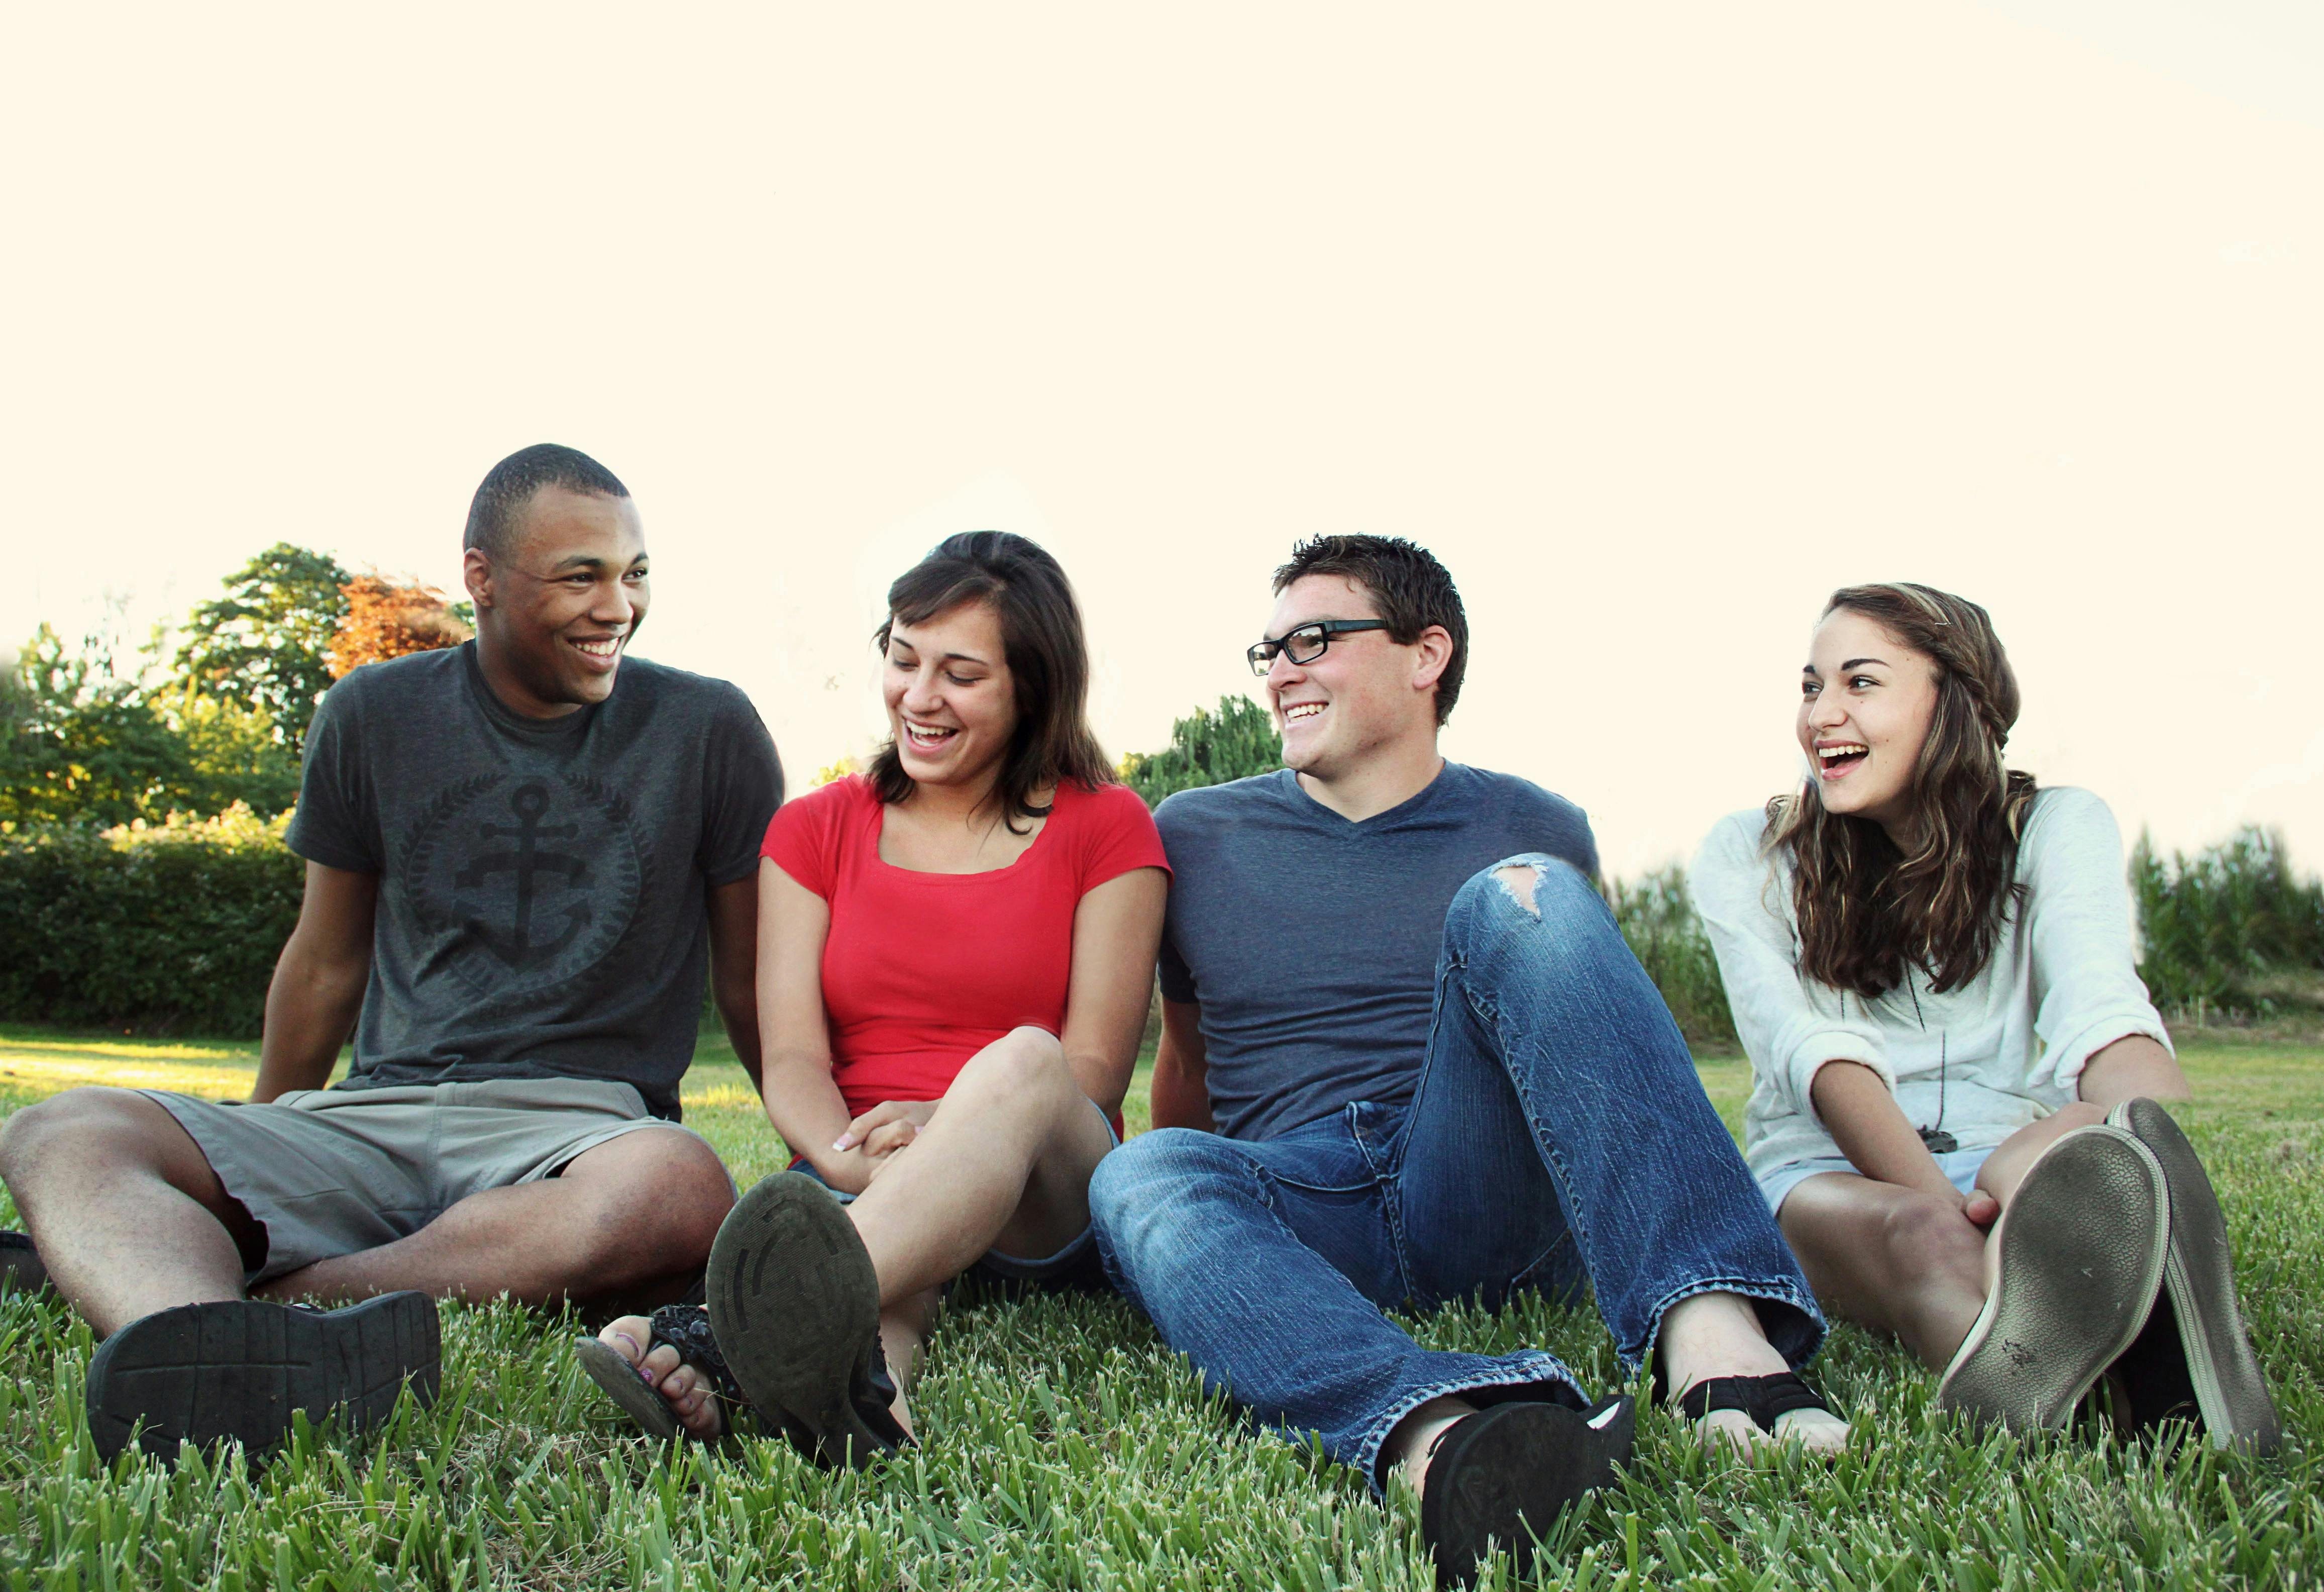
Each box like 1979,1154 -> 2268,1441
85,1293 -> 441,1462
2105,1098 -> 2283,1455
705,1172 -> 909,1467
0,1232 -> 50,1299
1420,1397 -> 1635,1587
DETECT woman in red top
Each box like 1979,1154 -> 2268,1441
581,532 -> 1168,1453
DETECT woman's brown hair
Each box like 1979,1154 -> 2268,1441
1765,582 -> 2038,998
867,530 -> 1115,831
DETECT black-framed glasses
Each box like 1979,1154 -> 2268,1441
1246,620 -> 1391,676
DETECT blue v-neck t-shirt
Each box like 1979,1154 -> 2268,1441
1155,763 -> 1598,1142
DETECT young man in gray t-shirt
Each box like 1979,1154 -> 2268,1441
1089,536 -> 1845,1587
0,445 -> 782,1462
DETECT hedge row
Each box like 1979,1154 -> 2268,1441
0,808 -> 302,1037
4,805 -> 2313,1043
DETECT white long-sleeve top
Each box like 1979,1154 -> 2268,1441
1687,786 -> 2172,1180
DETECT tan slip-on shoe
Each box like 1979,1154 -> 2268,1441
1937,1124 -> 2168,1434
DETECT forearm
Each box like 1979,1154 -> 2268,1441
255,950 -> 366,1103
1148,1049 -> 1214,1133
2076,1034 -> 2190,1108
759,1049 -> 860,1176
1066,1057 -> 1127,1119
1809,1059 -> 1954,1196
712,971 -> 764,1096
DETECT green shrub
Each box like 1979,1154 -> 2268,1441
0,807 -> 301,1036
1608,866 -> 1737,1048
2132,826 -> 2324,1019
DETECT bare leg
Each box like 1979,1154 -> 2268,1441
265,1127 -> 732,1310
877,1288 -> 938,1440
0,1088 -> 263,1335
1974,1103 -> 2105,1206
1780,1174 -> 1987,1367
594,1027 -> 1109,1437
1779,1103 -> 2112,1375
844,1027 -> 1114,1304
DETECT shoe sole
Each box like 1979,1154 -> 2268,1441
573,1335 -> 682,1442
1937,1125 -> 2167,1434
85,1292 -> 441,1463
2107,1098 -> 2283,1455
1421,1397 -> 1635,1587
705,1172 -> 894,1468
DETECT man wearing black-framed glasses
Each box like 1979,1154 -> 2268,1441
1088,534 -> 1843,1586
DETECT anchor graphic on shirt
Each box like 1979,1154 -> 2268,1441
455,781 -> 593,969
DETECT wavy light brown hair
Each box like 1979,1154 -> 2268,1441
1765,582 -> 2038,998
867,531 -> 1115,832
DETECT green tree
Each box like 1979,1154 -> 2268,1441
172,543 -> 353,751
0,624 -> 203,828
1121,694 -> 1282,808
161,685 -> 302,819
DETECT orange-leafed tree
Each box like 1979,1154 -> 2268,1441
327,575 -> 475,678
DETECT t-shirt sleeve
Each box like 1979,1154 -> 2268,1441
1157,930 -> 1197,1004
697,686 -> 785,887
2020,788 -> 2172,1089
282,674 -> 381,873
1073,783 -> 1172,894
1509,782 -> 1600,880
1153,791 -> 1198,1003
761,779 -> 850,899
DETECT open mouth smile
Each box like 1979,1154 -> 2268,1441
903,719 -> 960,753
1816,741 -> 1869,777
1281,702 -> 1325,724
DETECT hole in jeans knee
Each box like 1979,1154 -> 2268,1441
1493,864 -> 1542,917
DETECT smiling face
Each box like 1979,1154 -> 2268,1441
1263,573 -> 1444,782
1798,607 -> 1941,837
883,599 -> 1019,794
465,485 -> 649,718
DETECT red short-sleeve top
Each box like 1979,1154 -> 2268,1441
760,775 -> 1170,1119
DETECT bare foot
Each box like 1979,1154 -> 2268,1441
597,1312 -> 724,1440
1661,1292 -> 1849,1459
1384,1395 -> 1478,1501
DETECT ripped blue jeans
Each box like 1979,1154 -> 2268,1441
1089,855 -> 1823,1491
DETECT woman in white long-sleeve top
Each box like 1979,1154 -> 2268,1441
1689,582 -> 2279,1452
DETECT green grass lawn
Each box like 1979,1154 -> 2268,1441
0,1027 -> 2317,1589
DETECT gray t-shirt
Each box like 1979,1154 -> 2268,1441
285,643 -> 782,1119
1157,763 -> 1596,1141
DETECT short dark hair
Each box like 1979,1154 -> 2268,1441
463,444 -> 630,559
1271,535 -> 1468,724
867,531 -> 1115,831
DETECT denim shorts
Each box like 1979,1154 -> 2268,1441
1757,1145 -> 1991,1216
788,1097 -> 1118,1294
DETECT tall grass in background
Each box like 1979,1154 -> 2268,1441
1607,824 -> 2324,1053
1606,868 -> 1738,1048
2133,826 -> 2324,1022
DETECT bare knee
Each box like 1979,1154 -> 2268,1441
562,1130 -> 733,1276
0,1087 -> 181,1189
1493,864 -> 1541,916
947,1027 -> 1073,1112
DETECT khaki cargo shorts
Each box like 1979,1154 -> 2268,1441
143,1077 -> 724,1285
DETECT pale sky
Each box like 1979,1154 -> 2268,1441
9,3 -> 2320,878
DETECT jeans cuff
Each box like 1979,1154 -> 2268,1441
1632,1276 -> 1829,1374
1349,1352 -> 1586,1498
